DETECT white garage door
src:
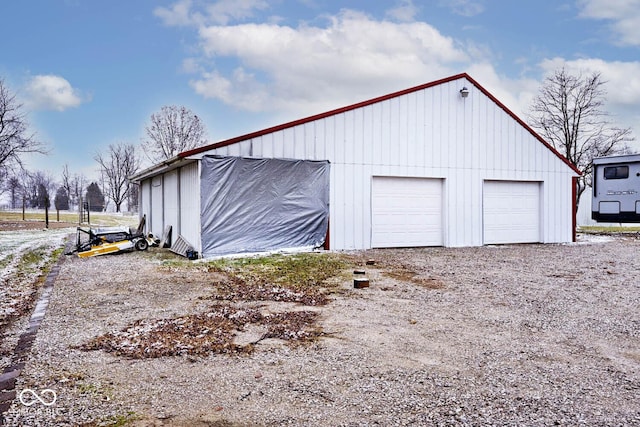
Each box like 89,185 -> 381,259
372,177 -> 443,248
483,180 -> 541,244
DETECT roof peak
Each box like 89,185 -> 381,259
180,72 -> 472,158
177,72 -> 579,175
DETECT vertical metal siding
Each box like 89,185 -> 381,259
314,121 -> 326,160
163,170 -> 179,237
179,162 -> 201,252
201,76 -> 575,249
140,179 -> 152,233
150,175 -> 163,237
304,122 -> 315,159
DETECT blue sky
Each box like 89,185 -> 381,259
3,0 -> 640,180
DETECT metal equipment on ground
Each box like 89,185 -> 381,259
67,216 -> 155,258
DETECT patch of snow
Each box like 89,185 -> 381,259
574,234 -> 616,244
0,228 -> 70,288
199,245 -> 318,261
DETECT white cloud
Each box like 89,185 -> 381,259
158,2 -> 640,151
154,0 -> 199,27
385,0 -> 419,23
155,0 -> 269,27
191,9 -> 470,114
190,68 -> 270,112
23,75 -> 85,112
181,57 -> 204,74
440,0 -> 485,17
204,0 -> 269,25
578,0 -> 640,45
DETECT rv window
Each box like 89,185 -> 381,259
604,166 -> 629,180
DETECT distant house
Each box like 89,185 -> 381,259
130,73 -> 580,257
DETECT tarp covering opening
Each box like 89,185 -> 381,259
200,155 -> 330,257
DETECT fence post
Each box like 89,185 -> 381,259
44,195 -> 49,229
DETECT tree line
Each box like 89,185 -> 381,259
0,77 -> 207,214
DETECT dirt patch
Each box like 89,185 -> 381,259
381,268 -> 445,289
3,237 -> 640,426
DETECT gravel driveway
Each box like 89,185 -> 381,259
3,234 -> 640,426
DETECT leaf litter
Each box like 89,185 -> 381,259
79,253 -> 352,359
79,305 -> 322,358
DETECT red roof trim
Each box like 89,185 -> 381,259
179,73 -> 467,158
179,72 -> 580,175
462,74 -> 581,175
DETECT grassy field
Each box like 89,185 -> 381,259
0,210 -> 139,227
579,225 -> 640,233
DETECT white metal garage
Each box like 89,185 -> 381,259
131,73 -> 580,255
371,177 -> 443,247
483,180 -> 541,244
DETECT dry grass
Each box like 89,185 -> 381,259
0,210 -> 139,228
205,253 -> 351,291
579,225 -> 640,233
204,253 -> 353,305
0,210 -> 80,223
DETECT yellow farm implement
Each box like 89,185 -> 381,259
71,225 -> 153,258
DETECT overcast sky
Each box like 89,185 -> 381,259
3,0 -> 640,179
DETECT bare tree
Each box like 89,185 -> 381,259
61,164 -> 74,209
142,105 -> 207,162
61,164 -> 87,210
0,78 -> 46,171
127,181 -> 139,213
0,166 -> 7,198
3,174 -> 22,209
20,170 -> 56,227
5,169 -> 32,210
528,68 -> 634,210
95,143 -> 140,212
25,171 -> 56,209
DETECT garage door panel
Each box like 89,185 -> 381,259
483,181 -> 541,244
372,177 -> 443,248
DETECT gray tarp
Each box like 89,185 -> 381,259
200,155 -> 330,257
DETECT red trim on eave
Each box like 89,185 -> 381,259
463,74 -> 581,176
180,72 -> 581,177
179,73 -> 469,158
323,218 -> 330,250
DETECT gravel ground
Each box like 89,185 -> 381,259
3,234 -> 640,426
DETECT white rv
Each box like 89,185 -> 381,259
592,154 -> 640,223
